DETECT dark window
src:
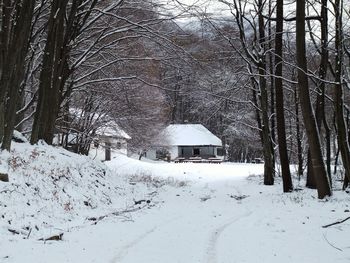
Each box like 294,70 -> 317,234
116,142 -> 122,149
193,148 -> 200,156
217,148 -> 224,156
156,148 -> 169,159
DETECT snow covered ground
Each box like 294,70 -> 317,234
1,142 -> 350,262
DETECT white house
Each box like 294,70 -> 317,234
90,121 -> 131,161
146,124 -> 223,160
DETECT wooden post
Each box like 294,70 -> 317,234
105,141 -> 111,161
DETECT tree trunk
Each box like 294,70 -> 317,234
250,73 -> 263,144
293,81 -> 303,180
296,0 -> 331,198
105,142 -> 111,161
274,0 -> 292,192
258,0 -> 274,185
324,119 -> 332,187
268,0 -> 276,148
333,0 -> 350,186
0,0 -> 35,150
31,0 -> 70,144
318,0 -> 332,187
306,151 -> 317,189
344,176 -> 349,189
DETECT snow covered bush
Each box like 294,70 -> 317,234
0,141 -> 129,239
129,173 -> 188,188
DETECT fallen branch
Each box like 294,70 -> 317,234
229,194 -> 249,200
322,216 -> 350,228
38,233 -> 63,241
87,203 -> 149,224
26,228 -> 32,239
8,229 -> 20,235
134,199 -> 151,205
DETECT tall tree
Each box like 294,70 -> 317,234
305,0 -> 331,189
227,0 -> 275,184
0,0 -> 36,182
274,0 -> 293,192
257,0 -> 274,185
0,0 -> 36,151
317,0 -> 332,184
333,0 -> 350,189
295,0 -> 331,198
31,0 -> 99,145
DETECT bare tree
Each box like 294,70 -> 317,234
332,0 -> 350,189
296,0 -> 331,198
274,0 -> 293,192
30,0 -> 101,145
0,0 -> 36,151
0,0 -> 36,182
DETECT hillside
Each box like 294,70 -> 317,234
0,140 -> 167,242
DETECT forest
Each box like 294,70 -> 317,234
0,0 -> 349,200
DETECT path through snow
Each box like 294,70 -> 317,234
3,159 -> 350,263
108,179 -> 253,263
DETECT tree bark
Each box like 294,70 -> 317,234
0,0 -> 35,150
274,0 -> 292,192
258,0 -> 274,185
294,81 -> 303,180
268,0 -> 276,149
30,0 -> 99,145
31,0 -> 72,144
333,0 -> 350,188
306,151 -> 317,189
315,0 -> 332,187
296,0 -> 331,198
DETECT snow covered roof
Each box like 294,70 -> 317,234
69,108 -> 131,140
160,124 -> 222,146
96,121 -> 131,140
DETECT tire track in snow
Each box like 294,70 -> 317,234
206,210 -> 252,263
111,226 -> 158,263
110,216 -> 180,263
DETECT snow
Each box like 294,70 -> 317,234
69,107 -> 131,139
1,142 -> 350,262
159,124 -> 222,146
0,141 -> 149,241
12,130 -> 28,143
96,121 -> 131,140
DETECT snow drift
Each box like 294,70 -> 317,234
0,140 -> 163,240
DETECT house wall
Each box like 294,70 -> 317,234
146,146 -> 224,160
89,137 -> 128,161
168,146 -> 178,160
178,146 -> 217,158
145,146 -> 178,161
144,148 -> 156,160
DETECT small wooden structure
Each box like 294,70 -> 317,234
91,122 -> 131,161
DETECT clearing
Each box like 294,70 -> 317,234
1,146 -> 350,262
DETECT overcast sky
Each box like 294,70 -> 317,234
175,0 -> 230,14
158,0 -> 232,25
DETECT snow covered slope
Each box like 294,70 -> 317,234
0,141 -> 164,241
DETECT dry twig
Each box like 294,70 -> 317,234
322,216 -> 350,228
